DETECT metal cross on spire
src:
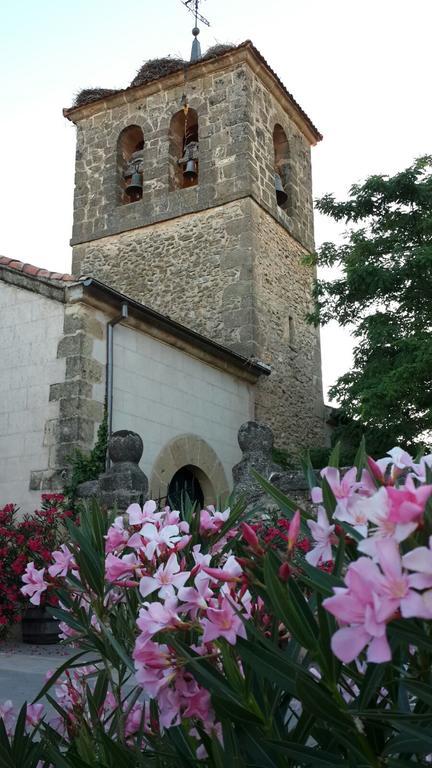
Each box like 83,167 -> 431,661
181,0 -> 210,62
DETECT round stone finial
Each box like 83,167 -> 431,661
108,430 -> 143,465
237,421 -> 274,455
192,26 -> 200,37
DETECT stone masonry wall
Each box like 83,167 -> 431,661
73,200 -> 257,357
251,203 -> 326,453
70,56 -> 314,256
30,301 -> 106,492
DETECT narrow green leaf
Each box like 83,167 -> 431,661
251,470 -> 308,516
265,740 -> 348,766
264,552 -> 318,652
328,442 -> 341,468
33,651 -> 93,702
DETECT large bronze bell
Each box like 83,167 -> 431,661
125,170 -> 143,199
274,173 -> 288,206
183,158 -> 198,181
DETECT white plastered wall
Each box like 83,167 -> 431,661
0,282 -> 65,512
111,323 -> 254,496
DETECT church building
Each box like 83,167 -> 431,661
0,39 -> 326,512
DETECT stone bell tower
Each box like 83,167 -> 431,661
65,41 -> 326,453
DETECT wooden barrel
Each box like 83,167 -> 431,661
22,607 -> 60,644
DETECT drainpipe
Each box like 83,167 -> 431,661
106,302 -> 128,469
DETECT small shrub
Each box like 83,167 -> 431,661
64,413 -> 108,501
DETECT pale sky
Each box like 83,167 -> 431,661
0,0 -> 431,404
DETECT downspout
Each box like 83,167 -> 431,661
106,302 -> 129,469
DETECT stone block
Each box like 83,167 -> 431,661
57,332 -> 93,359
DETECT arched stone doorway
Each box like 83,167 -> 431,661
167,465 -> 205,509
149,434 -> 229,506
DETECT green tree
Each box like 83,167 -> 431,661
310,155 -> 432,455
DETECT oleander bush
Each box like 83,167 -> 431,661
2,442 -> 432,766
0,495 -> 73,639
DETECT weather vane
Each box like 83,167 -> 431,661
181,0 -> 210,61
182,0 -> 210,27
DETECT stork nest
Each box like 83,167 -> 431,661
202,43 -> 236,60
73,88 -> 120,107
130,57 -> 186,88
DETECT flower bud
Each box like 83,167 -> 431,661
278,562 -> 291,582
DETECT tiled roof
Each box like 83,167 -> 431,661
0,256 -> 78,283
64,40 -> 322,143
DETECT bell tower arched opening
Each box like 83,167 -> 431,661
168,107 -> 199,190
117,125 -> 144,204
273,124 -> 292,213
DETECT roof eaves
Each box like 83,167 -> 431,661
79,277 -> 271,379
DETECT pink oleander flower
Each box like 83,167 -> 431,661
127,500 -> 162,526
124,701 -> 150,738
48,544 -> 75,578
137,597 -> 181,639
133,522 -> 182,559
176,671 -> 213,722
386,476 -> 432,524
241,522 -> 263,554
105,552 -> 138,582
305,507 -> 335,567
133,640 -> 175,697
201,554 -> 243,582
105,516 -> 130,554
157,685 -> 181,729
387,447 -> 415,470
26,703 -> 45,727
163,509 -> 190,534
311,467 -> 375,512
0,700 -> 15,735
139,553 -> 190,599
199,506 -> 230,535
201,596 -> 247,645
288,510 -> 301,551
357,487 -> 418,558
411,453 -> 432,482
178,572 -> 213,614
402,536 -> 432,615
192,545 -> 212,569
323,539 -> 432,664
21,562 -> 48,605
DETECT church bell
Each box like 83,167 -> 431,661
274,173 -> 288,206
183,158 -> 198,181
125,170 -> 143,199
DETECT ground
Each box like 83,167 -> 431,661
0,640 -> 75,709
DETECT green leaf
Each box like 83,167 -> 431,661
265,740 -> 348,766
299,560 -> 343,596
98,623 -> 135,672
357,662 -> 387,708
264,552 -> 319,653
353,436 -> 368,481
295,675 -> 354,732
321,476 -> 336,516
383,722 -> 432,756
299,451 -> 317,492
251,470 -> 308,516
402,678 -> 432,708
328,442 -> 341,468
33,650 -> 94,702
389,619 -> 432,653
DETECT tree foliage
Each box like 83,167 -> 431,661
310,155 -> 432,454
